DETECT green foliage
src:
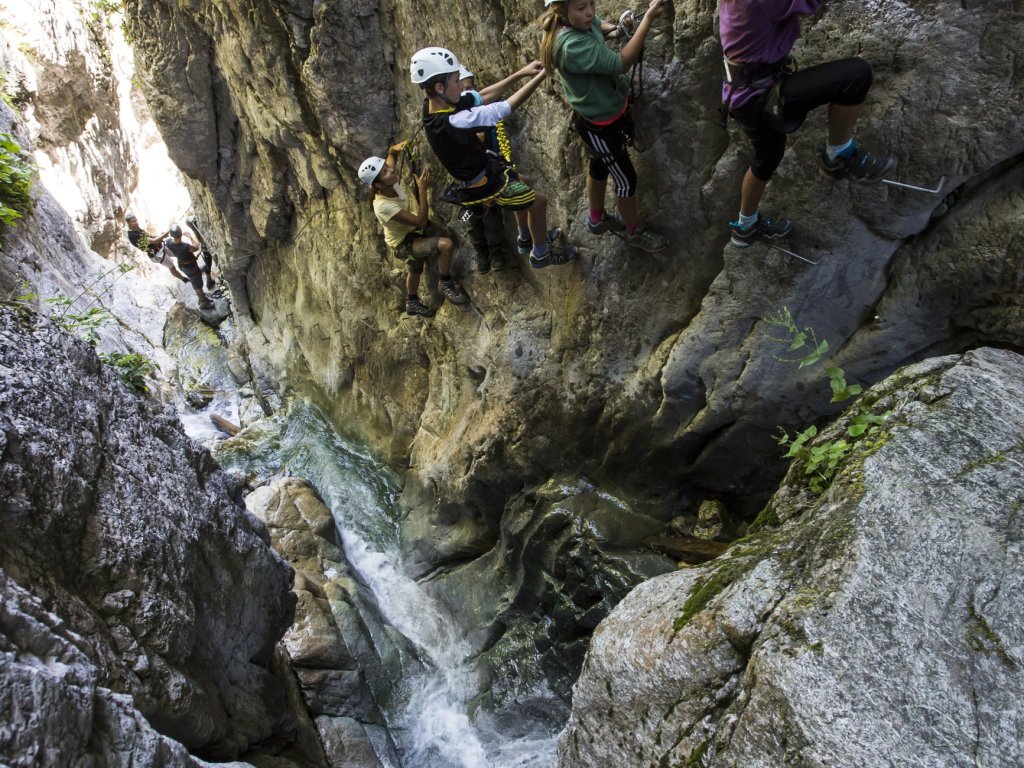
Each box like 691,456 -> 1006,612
763,307 -> 829,368
0,132 -> 34,227
99,351 -> 158,394
46,296 -> 112,346
765,308 -> 893,496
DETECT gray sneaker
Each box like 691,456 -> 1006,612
406,297 -> 436,317
585,210 -> 625,235
623,225 -> 667,252
440,279 -> 469,305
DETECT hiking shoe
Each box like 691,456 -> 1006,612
623,225 -> 667,252
585,210 -> 625,235
406,297 -> 436,317
529,241 -> 578,269
818,142 -> 896,183
199,299 -> 214,310
476,255 -> 492,275
440,279 -> 469,305
516,234 -> 532,255
205,277 -> 217,291
729,215 -> 794,248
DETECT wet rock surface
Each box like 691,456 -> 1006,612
245,478 -> 408,768
558,347 -> 1024,768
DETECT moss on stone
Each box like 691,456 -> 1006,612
956,450 -> 1008,479
673,556 -> 754,634
967,603 -> 1013,666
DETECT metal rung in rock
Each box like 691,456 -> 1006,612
882,174 -> 945,194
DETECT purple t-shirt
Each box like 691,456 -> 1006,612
720,0 -> 822,109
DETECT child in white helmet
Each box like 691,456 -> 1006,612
457,60 -> 544,273
539,0 -> 668,252
413,46 -> 577,270
359,144 -> 468,317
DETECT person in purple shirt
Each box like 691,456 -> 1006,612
720,0 -> 896,247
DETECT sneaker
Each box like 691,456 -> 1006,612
585,210 -> 625,235
440,279 -> 469,305
529,241 -> 578,269
728,215 -> 794,248
516,234 -> 532,255
406,297 -> 436,317
623,224 -> 668,252
818,142 -> 896,183
476,255 -> 492,275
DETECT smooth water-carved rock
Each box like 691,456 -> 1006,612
558,347 -> 1024,768
0,305 -> 296,760
245,478 -> 406,768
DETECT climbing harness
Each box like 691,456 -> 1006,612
720,55 -> 798,131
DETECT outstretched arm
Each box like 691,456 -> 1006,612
386,140 -> 408,169
620,0 -> 666,70
479,61 -> 544,104
505,69 -> 548,112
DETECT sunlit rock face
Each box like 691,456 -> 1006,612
126,0 -> 1024,530
0,305 -> 296,761
558,347 -> 1024,768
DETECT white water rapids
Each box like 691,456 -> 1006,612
210,403 -> 560,768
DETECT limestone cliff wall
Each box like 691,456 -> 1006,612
0,304 -> 296,761
124,0 -> 1024,555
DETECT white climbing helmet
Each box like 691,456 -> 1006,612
544,0 -> 566,6
410,47 -> 461,85
358,156 -> 386,187
458,65 -> 474,81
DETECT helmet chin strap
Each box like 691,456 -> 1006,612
436,80 -> 457,105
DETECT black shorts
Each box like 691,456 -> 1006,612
574,108 -> 637,198
730,57 -> 873,181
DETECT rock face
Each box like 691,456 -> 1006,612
123,0 -> 1024,530
119,0 -> 1024,729
0,305 -> 296,761
558,347 -> 1024,768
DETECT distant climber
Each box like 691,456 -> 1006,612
125,212 -> 187,282
457,61 -> 544,274
540,0 -> 668,252
183,217 -> 218,293
164,224 -> 214,310
359,144 -> 469,317
413,46 -> 577,269
719,0 -> 896,248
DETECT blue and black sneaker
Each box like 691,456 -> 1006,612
729,215 -> 794,248
818,142 -> 896,183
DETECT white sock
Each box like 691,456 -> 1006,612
738,210 -> 759,229
826,138 -> 855,161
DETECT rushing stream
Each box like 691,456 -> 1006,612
212,401 -> 560,768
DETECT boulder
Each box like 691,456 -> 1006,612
558,348 -> 1024,768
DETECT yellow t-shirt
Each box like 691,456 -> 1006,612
372,184 -> 417,249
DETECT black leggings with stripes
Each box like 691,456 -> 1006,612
575,109 -> 638,198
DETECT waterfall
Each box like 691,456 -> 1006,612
214,401 -> 559,768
